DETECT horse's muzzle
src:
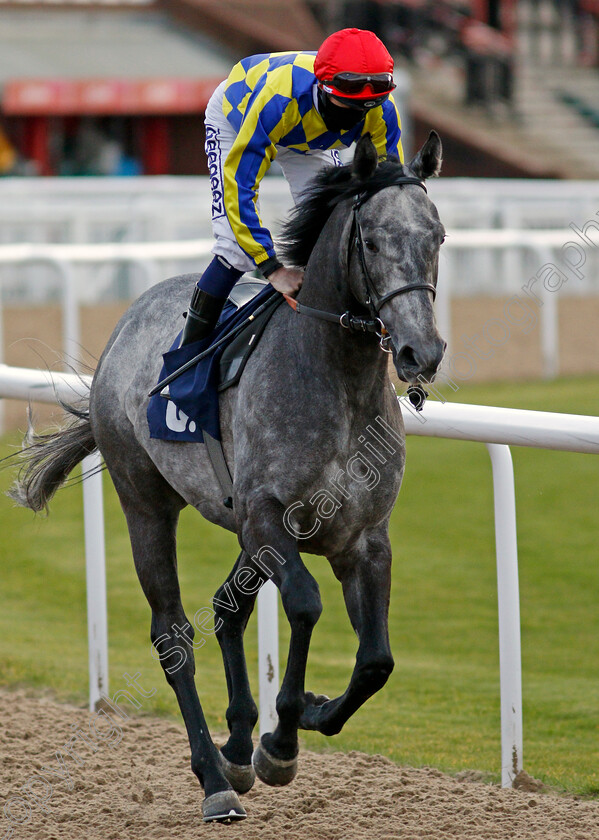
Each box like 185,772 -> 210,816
393,336 -> 447,383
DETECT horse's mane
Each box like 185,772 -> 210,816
278,156 -> 405,268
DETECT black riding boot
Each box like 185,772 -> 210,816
160,287 -> 225,398
179,286 -> 226,348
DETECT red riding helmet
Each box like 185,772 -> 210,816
314,28 -> 395,104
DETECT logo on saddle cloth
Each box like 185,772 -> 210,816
165,400 -> 197,435
206,125 -> 225,220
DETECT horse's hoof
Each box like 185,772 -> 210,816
252,738 -> 298,787
202,790 -> 247,823
305,691 -> 330,707
219,751 -> 256,794
300,692 -> 330,731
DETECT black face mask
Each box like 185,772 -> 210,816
317,88 -> 366,132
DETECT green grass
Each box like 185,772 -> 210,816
1,375 -> 598,796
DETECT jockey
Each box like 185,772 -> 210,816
179,28 -> 403,347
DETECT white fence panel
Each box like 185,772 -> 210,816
0,365 -> 106,711
0,228 -> 592,385
1,176 -> 599,300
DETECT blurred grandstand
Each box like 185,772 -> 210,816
1,0 -> 599,177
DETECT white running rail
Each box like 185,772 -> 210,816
0,228 -> 593,383
1,363 -> 598,787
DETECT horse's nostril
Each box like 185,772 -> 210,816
398,346 -> 418,370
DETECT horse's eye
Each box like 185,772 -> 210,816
364,240 -> 378,253
441,235 -> 446,245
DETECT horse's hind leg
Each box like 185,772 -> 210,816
110,468 -> 246,822
300,530 -> 394,736
213,550 -> 259,793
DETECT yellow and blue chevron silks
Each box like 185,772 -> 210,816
220,51 -> 403,266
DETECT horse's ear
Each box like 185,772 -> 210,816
352,133 -> 378,181
408,131 -> 442,180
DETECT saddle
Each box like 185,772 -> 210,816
218,277 -> 280,391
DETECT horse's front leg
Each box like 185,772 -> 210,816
239,493 -> 322,786
300,529 -> 394,736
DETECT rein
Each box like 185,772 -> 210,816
283,175 -> 436,352
282,294 -> 383,335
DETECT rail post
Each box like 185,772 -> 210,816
486,442 -> 523,787
257,579 -> 279,735
82,451 -> 109,711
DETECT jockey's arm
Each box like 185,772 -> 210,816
222,89 -> 290,272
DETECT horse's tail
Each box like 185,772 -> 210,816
6,390 -> 97,513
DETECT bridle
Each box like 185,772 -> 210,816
283,175 -> 437,353
351,178 -> 437,311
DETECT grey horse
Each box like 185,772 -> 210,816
9,133 -> 445,822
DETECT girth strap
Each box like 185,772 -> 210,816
203,431 -> 234,509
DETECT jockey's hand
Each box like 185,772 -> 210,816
268,267 -> 304,297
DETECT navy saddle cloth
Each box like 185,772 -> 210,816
147,280 -> 282,443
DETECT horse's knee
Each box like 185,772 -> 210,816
275,690 -> 305,725
356,654 -> 395,692
281,574 -> 322,629
213,571 -> 256,634
213,595 -> 229,638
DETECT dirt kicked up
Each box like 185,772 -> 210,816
0,687 -> 597,840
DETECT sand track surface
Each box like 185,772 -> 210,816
0,688 -> 597,840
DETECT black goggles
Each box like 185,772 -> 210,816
324,72 -> 395,96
